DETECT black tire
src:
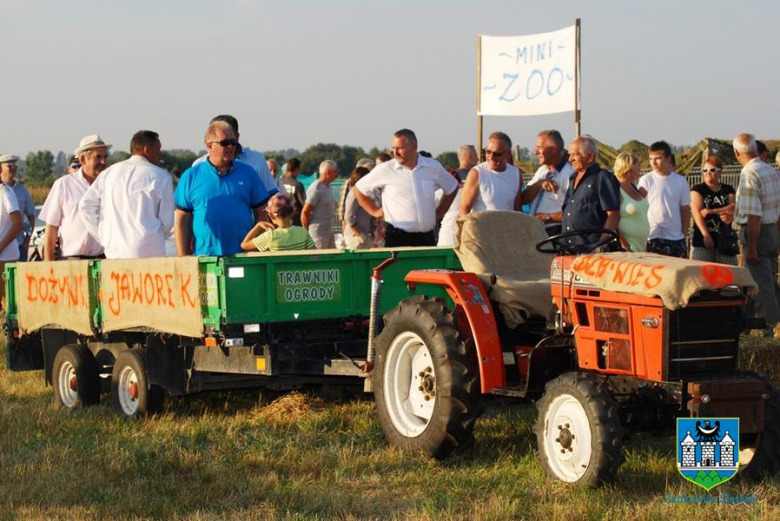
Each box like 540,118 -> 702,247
373,295 -> 481,459
52,344 -> 100,409
111,348 -> 165,419
534,372 -> 625,486
740,387 -> 780,481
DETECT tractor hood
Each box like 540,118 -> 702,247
550,252 -> 758,310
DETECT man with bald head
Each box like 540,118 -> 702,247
175,121 -> 271,256
355,128 -> 458,247
734,132 -> 780,335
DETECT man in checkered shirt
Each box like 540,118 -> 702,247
734,132 -> 780,334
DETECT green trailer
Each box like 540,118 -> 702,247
4,248 -> 459,418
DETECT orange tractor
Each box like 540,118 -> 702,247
371,212 -> 780,486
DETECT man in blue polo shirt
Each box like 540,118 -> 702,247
174,121 -> 271,255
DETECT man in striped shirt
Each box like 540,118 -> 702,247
733,132 -> 780,333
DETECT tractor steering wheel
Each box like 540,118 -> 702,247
535,228 -> 619,255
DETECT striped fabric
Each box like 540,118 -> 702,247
251,226 -> 316,252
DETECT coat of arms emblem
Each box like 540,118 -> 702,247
677,417 -> 739,490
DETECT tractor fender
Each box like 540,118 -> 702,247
404,270 -> 505,393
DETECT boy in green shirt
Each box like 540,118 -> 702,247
241,194 -> 316,252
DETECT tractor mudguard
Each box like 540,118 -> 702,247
404,270 -> 505,393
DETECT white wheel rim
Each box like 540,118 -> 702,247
543,393 -> 593,482
383,331 -> 436,438
117,365 -> 140,416
57,361 -> 78,408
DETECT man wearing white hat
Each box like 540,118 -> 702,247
39,134 -> 110,260
79,130 -> 175,259
0,174 -> 23,297
0,155 -> 35,260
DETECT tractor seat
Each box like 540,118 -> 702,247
455,211 -> 555,328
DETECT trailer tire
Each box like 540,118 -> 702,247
52,344 -> 100,409
740,387 -> 780,480
535,372 -> 625,486
111,349 -> 164,419
374,296 -> 481,459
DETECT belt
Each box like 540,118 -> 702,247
386,223 -> 434,235
65,254 -> 106,260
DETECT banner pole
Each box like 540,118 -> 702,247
476,35 -> 484,161
574,18 -> 581,137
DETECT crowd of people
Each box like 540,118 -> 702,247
2,118 -> 780,332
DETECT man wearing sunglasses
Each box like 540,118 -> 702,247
460,131 -> 523,216
192,114 -> 282,198
174,121 -> 271,256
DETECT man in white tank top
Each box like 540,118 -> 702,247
460,131 -> 523,215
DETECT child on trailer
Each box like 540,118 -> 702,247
241,194 -> 316,252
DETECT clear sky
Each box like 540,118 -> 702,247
2,0 -> 779,158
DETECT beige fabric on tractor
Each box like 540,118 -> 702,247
567,252 -> 758,309
455,211 -> 555,327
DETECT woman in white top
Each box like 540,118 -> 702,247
460,132 -> 524,215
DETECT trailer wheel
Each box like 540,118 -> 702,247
740,387 -> 780,480
374,296 -> 481,459
52,344 -> 100,409
535,372 -> 625,486
111,349 -> 164,419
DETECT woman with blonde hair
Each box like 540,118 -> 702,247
613,153 -> 649,252
690,155 -> 736,264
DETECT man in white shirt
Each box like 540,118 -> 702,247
79,130 -> 175,259
521,130 -> 573,236
460,131 -> 523,216
638,140 -> 691,258
40,134 -> 110,260
355,129 -> 458,247
192,115 -> 279,198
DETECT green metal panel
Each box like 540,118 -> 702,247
4,263 -> 18,322
220,248 -> 461,325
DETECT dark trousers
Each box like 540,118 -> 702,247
384,223 -> 436,247
647,238 -> 687,258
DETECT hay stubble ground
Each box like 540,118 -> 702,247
1,338 -> 779,520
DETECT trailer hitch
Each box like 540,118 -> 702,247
362,252 -> 398,373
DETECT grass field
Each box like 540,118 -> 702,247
1,338 -> 780,520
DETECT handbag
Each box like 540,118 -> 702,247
715,222 -> 739,256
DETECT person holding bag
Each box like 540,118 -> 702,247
690,155 -> 737,264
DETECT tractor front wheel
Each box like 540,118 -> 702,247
535,372 -> 625,486
374,296 -> 481,459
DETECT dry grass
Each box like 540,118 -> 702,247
1,336 -> 779,520
26,186 -> 51,205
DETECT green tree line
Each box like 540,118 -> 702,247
17,139 -> 709,188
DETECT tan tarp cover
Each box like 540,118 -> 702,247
100,257 -> 203,337
455,211 -> 555,327
568,252 -> 758,309
15,261 -> 94,335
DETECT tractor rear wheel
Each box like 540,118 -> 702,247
374,296 -> 481,459
535,372 -> 625,486
740,387 -> 780,480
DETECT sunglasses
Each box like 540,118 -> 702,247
701,167 -> 721,174
210,138 -> 238,148
70,163 -> 81,169
485,150 -> 508,157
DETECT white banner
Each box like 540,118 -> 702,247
479,25 -> 577,116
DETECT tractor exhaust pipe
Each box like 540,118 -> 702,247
363,252 -> 398,374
